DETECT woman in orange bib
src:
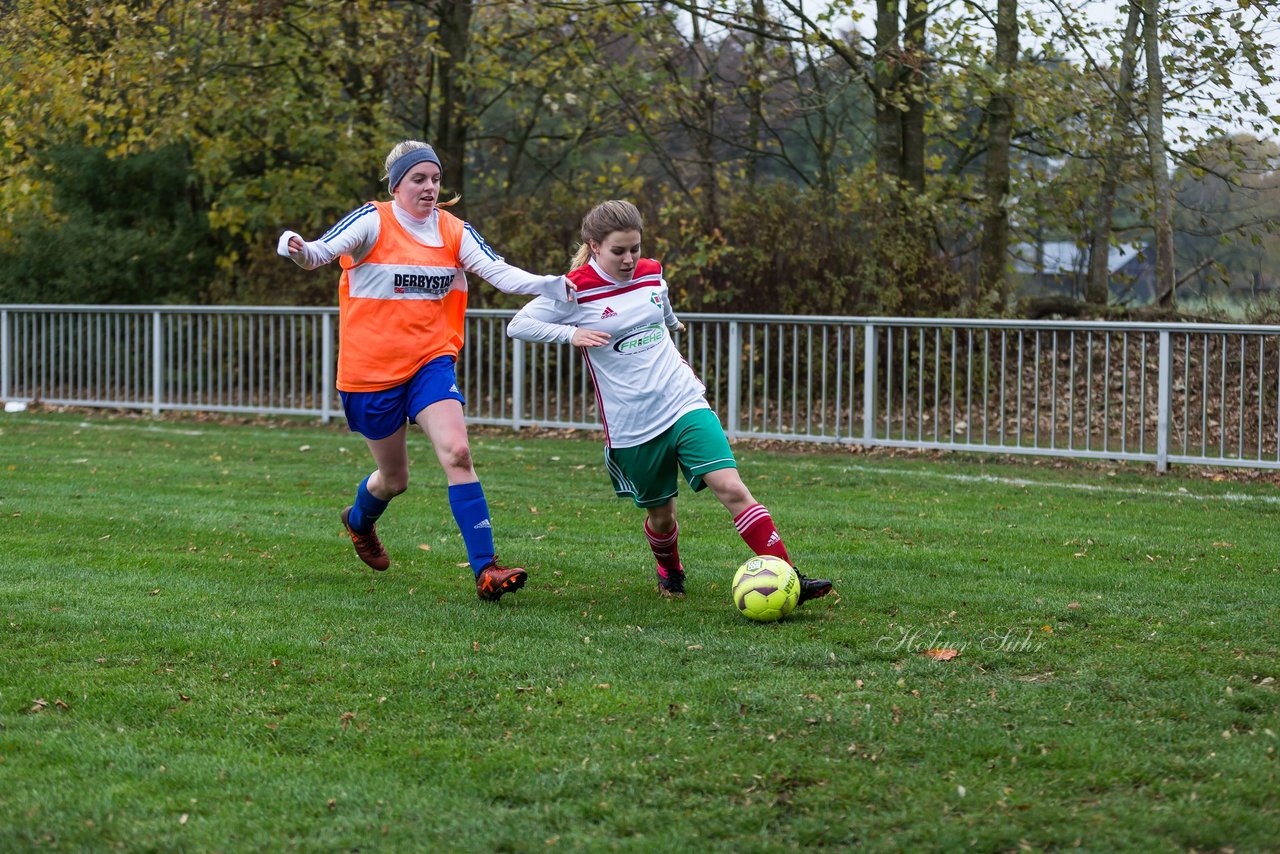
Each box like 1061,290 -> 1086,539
279,140 -> 570,600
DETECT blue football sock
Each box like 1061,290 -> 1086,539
448,481 -> 496,576
347,475 -> 389,534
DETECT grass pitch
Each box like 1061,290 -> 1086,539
1,410 -> 1278,851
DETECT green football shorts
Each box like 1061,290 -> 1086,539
603,408 -> 738,508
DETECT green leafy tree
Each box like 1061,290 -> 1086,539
1,0 -> 1276,319
1174,134 -> 1280,299
0,144 -> 217,303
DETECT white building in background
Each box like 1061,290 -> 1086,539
1012,241 -> 1152,303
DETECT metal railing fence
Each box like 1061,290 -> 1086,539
4,304 -> 1280,472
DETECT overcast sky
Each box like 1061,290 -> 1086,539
1054,0 -> 1280,138
817,0 -> 1280,140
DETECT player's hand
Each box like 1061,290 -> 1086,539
572,328 -> 610,348
288,235 -> 304,255
672,321 -> 686,333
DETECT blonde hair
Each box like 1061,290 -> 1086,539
571,200 -> 644,269
381,140 -> 460,206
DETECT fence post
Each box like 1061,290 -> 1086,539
152,310 -> 163,416
321,311 -> 334,424
511,338 -> 525,430
1156,329 -> 1171,473
863,322 -> 877,445
727,321 -> 741,440
0,308 -> 8,402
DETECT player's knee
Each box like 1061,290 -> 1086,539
441,443 -> 474,473
647,512 -> 676,534
380,472 -> 410,496
715,479 -> 752,507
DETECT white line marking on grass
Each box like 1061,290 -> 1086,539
16,418 -> 207,437
18,416 -> 328,440
841,463 -> 1280,505
13,415 -> 1278,506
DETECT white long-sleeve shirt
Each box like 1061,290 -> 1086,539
277,202 -> 568,299
507,257 -> 710,448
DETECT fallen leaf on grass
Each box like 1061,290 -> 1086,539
921,648 -> 961,661
1017,671 -> 1056,683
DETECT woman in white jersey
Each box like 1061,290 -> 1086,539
507,200 -> 833,603
278,140 -> 570,601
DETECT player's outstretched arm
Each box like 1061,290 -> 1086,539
459,224 -> 571,301
276,204 -> 380,271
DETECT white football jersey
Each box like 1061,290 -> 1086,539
507,257 -> 710,448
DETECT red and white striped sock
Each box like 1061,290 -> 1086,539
644,518 -> 683,578
733,503 -> 791,563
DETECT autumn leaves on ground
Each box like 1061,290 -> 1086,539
1,411 -> 1277,851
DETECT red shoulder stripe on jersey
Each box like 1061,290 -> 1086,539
634,258 -> 663,278
568,260 -> 663,291
576,280 -> 662,304
573,273 -> 662,292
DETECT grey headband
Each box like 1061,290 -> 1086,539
387,147 -> 442,191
